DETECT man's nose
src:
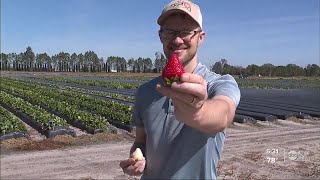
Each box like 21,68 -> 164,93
172,36 -> 184,45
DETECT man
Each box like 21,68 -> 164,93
120,0 -> 240,179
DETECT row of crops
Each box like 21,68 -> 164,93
29,76 -> 320,120
28,76 -> 141,89
0,77 -> 134,140
26,75 -> 320,90
236,78 -> 320,90
1,74 -> 319,141
0,105 -> 27,140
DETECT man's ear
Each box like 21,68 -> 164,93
158,30 -> 164,43
198,31 -> 205,46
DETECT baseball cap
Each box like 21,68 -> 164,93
157,0 -> 203,29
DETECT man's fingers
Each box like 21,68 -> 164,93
157,73 -> 208,103
123,165 -> 136,175
121,159 -> 145,176
171,82 -> 206,100
133,159 -> 145,168
156,84 -> 169,97
136,165 -> 145,173
122,164 -> 138,175
180,73 -> 206,86
157,82 -> 203,98
157,84 -> 194,104
120,158 -> 135,169
134,160 -> 146,172
119,160 -> 130,169
157,83 -> 206,104
172,98 -> 190,110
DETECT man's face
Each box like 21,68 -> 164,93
159,13 -> 205,66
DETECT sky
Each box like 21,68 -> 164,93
1,0 -> 319,68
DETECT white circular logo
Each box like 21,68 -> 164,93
288,150 -> 298,161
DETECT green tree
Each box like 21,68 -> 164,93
220,59 -> 227,74
143,57 -> 153,73
51,54 -> 59,71
210,61 -> 221,73
24,46 -> 35,71
127,58 -> 136,72
99,57 -> 104,72
0,53 -> 9,70
305,64 -> 320,76
273,66 -> 287,76
70,53 -> 78,72
43,53 -> 52,71
210,59 -> 228,74
260,63 -> 274,77
246,64 -> 260,76
78,53 -> 85,72
136,57 -> 144,73
154,51 -> 167,73
285,64 -> 304,76
120,57 -> 127,72
83,51 -> 100,72
35,53 -> 43,71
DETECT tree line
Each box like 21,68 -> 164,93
211,59 -> 320,77
1,46 -> 319,77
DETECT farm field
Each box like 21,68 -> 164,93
1,119 -> 320,179
1,71 -> 320,179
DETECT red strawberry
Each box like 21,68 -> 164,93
162,53 -> 185,87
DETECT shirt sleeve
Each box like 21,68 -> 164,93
131,90 -> 144,127
207,74 -> 241,107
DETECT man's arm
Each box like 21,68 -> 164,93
130,127 -> 147,156
191,95 -> 236,134
156,73 -> 239,135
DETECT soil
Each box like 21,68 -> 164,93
1,118 -> 320,180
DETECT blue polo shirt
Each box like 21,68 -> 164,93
133,62 -> 240,179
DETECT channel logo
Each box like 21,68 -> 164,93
284,149 -> 311,162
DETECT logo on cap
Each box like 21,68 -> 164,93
170,0 -> 191,12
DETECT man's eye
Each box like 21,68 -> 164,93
180,31 -> 190,36
162,31 -> 172,35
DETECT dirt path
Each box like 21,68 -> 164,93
1,118 -> 320,179
219,118 -> 320,179
1,141 -> 138,180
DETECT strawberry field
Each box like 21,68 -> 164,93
1,72 -> 319,141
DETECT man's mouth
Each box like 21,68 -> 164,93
173,48 -> 187,55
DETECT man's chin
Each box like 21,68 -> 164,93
176,53 -> 185,60
174,50 -> 186,56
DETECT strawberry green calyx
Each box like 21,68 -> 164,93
164,75 -> 179,86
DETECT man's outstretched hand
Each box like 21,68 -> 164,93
156,73 -> 208,124
119,157 -> 145,176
